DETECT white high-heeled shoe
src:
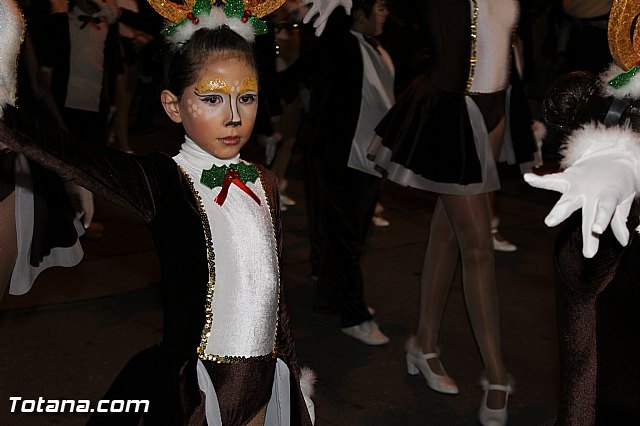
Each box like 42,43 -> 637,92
405,339 -> 459,395
478,377 -> 513,426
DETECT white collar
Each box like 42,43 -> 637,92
176,135 -> 241,170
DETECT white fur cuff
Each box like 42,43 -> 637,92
300,367 -> 316,424
561,122 -> 640,168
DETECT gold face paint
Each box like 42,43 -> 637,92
176,58 -> 258,160
194,78 -> 230,95
239,77 -> 258,94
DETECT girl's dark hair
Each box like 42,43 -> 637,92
542,71 -> 607,133
543,70 -> 640,134
165,26 -> 256,97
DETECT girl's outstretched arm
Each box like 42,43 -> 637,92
0,105 -> 177,222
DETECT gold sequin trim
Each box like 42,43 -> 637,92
179,166 -> 279,364
465,0 -> 479,93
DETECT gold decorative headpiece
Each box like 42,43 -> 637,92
147,0 -> 284,43
608,0 -> 640,71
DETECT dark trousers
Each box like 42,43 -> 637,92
307,155 -> 380,328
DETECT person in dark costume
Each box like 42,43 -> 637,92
0,0 -> 88,302
525,1 -> 640,424
1,0 -> 316,423
365,1 -> 520,424
278,0 -> 392,346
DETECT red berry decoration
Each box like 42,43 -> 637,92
193,17 -> 199,24
187,11 -> 194,19
241,16 -> 248,23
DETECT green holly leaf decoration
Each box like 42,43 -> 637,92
192,0 -> 212,16
608,65 -> 640,89
162,20 -> 185,37
200,163 -> 259,189
224,0 -> 245,18
251,16 -> 268,35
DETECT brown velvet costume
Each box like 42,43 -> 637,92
554,205 -> 640,425
374,0 -> 535,186
0,105 -> 312,426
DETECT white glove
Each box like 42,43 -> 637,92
302,0 -> 352,36
63,182 -> 95,229
524,150 -> 637,258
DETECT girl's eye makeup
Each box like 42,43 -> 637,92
196,93 -> 224,104
239,93 -> 257,104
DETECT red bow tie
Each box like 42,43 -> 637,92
214,169 -> 261,206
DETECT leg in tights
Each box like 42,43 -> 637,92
415,196 -> 459,359
415,192 -> 508,408
0,191 -> 18,302
488,117 -> 506,220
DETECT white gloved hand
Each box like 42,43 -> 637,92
302,0 -> 352,36
63,182 -> 95,229
524,151 -> 637,258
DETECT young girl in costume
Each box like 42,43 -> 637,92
1,0 -> 315,424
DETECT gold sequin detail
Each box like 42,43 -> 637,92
147,0 -> 194,24
195,78 -> 230,95
179,166 -> 279,364
608,0 -> 640,70
465,0 -> 479,93
242,0 -> 286,19
147,0 -> 284,23
239,77 -> 258,93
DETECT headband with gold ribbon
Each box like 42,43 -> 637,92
148,0 -> 284,43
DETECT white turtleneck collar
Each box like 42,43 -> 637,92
175,135 -> 240,170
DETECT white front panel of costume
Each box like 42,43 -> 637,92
467,0 -> 519,94
204,177 -> 279,357
174,153 -> 279,358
